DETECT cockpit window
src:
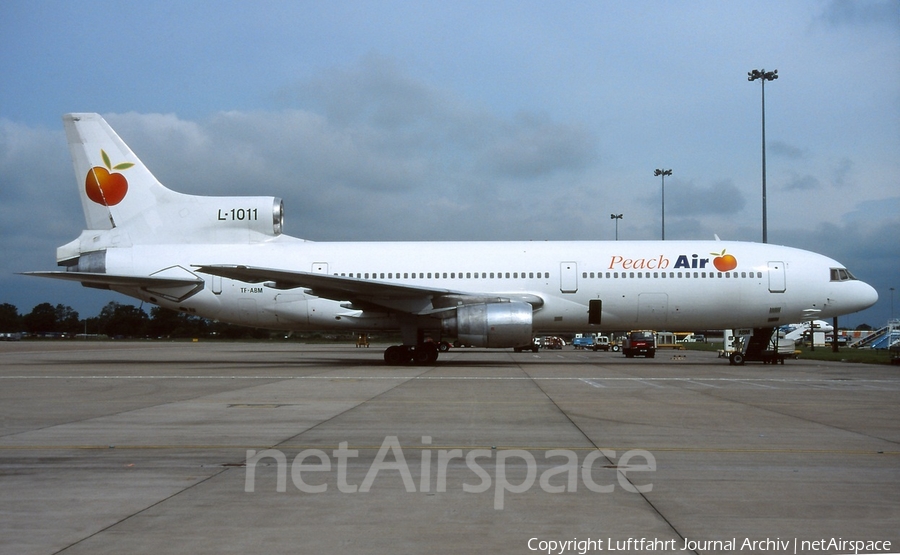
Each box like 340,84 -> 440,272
830,268 -> 857,282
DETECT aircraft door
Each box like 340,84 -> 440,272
560,262 -> 578,293
767,261 -> 786,293
588,299 -> 602,325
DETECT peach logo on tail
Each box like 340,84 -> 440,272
711,249 -> 738,272
85,149 -> 133,206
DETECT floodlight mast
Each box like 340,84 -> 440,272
610,213 -> 623,240
654,169 -> 672,240
748,68 -> 778,243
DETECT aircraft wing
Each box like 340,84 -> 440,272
194,264 -> 543,315
22,271 -> 204,302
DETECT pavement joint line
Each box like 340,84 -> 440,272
683,379 -> 719,388
2,375 -> 898,384
2,445 -> 897,455
733,379 -> 778,389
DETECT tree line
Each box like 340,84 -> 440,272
1,301 -> 875,341
0,302 -> 272,339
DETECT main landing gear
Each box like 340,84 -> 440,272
384,343 -> 440,365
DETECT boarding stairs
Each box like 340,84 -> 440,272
851,320 -> 900,349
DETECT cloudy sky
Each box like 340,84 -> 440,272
1,0 -> 897,328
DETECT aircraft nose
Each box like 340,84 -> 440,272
864,282 -> 879,308
855,281 -> 879,312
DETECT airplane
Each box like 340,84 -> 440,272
781,320 -> 834,343
24,113 -> 878,364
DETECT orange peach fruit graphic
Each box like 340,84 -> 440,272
711,250 -> 738,272
85,166 -> 128,206
84,149 -> 133,206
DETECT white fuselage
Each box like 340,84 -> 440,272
106,237 -> 875,334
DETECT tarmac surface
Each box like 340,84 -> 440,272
0,341 -> 898,555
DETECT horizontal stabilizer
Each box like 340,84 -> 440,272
22,271 -> 204,302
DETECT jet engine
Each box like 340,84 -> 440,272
441,301 -> 533,348
209,196 -> 284,237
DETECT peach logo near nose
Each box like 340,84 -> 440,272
711,249 -> 738,272
85,149 -> 133,206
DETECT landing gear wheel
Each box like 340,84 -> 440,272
411,343 -> 439,365
384,345 -> 410,365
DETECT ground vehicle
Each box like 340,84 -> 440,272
573,333 -> 611,351
590,336 -> 611,351
676,333 -> 705,343
543,336 -> 564,349
728,328 -> 796,365
623,330 -> 656,358
610,337 -> 624,352
513,338 -> 541,352
572,334 -> 594,349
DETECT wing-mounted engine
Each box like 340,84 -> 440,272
191,196 -> 284,242
441,301 -> 533,348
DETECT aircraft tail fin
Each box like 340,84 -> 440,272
64,113 -> 173,232
63,113 -> 284,243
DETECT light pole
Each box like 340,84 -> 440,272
748,68 -> 778,243
891,287 -> 895,321
610,213 -> 622,240
654,169 -> 672,240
